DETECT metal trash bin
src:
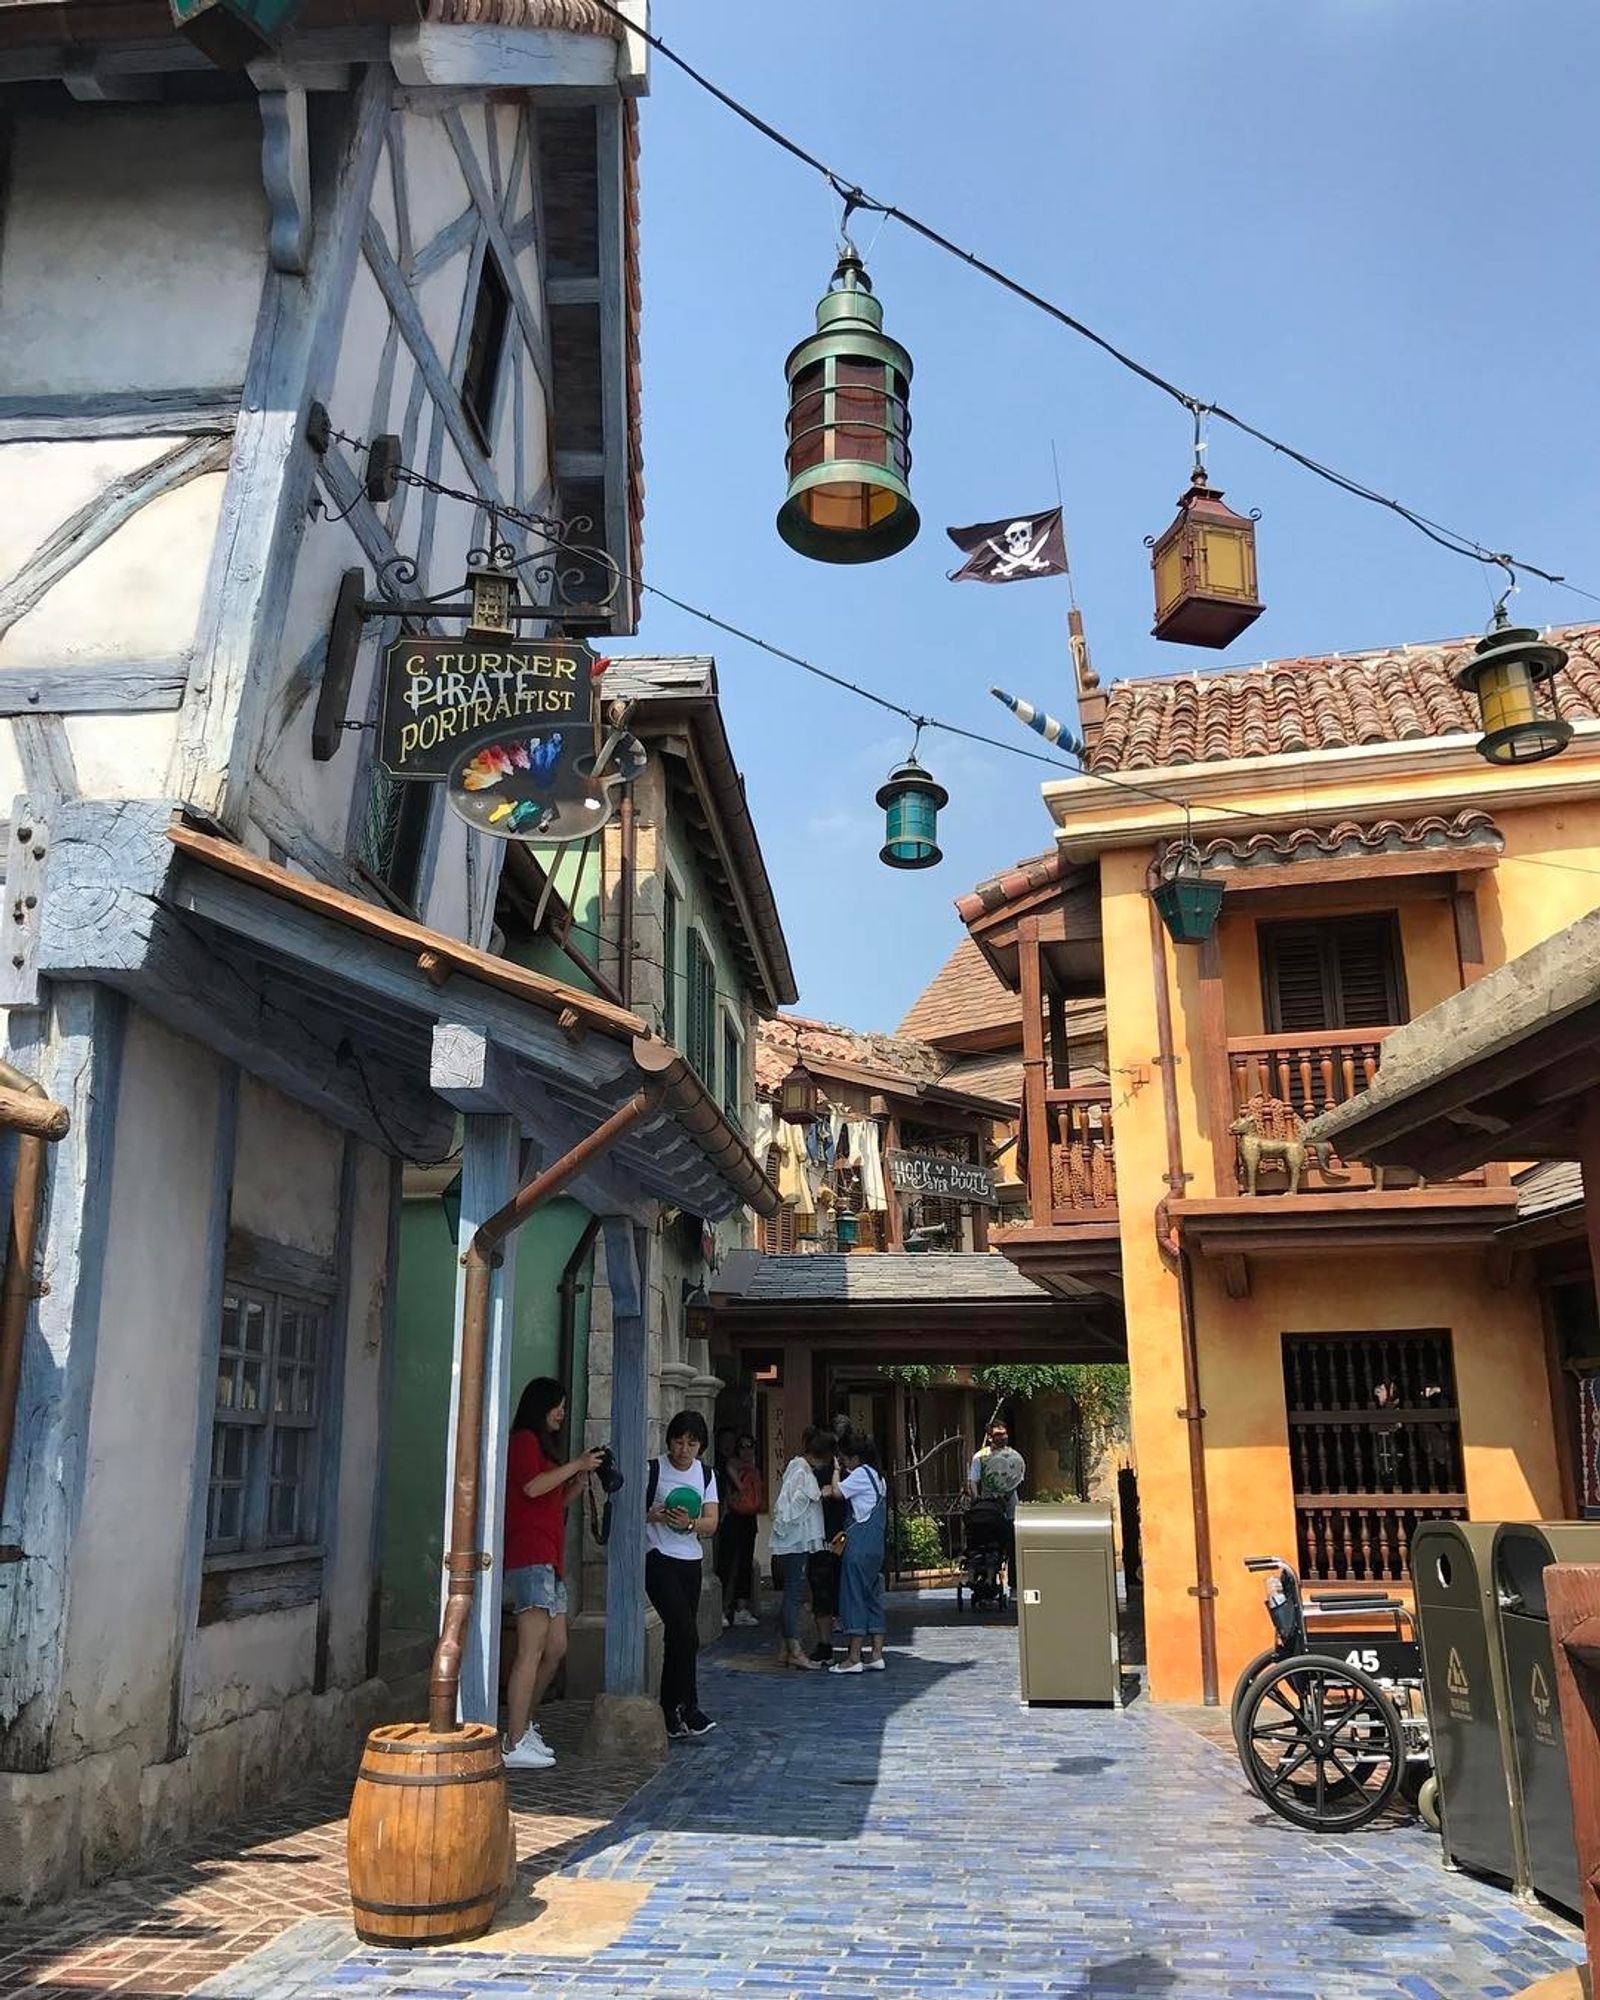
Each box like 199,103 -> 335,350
1014,1501 -> 1120,1706
1412,1521 -> 1525,1888
1494,1523 -> 1599,1915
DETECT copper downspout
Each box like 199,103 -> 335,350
429,1086 -> 660,1732
0,1061 -> 70,1549
1147,900 -> 1220,1707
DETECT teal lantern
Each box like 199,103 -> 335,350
877,753 -> 948,870
777,250 -> 919,564
1151,842 -> 1223,945
835,1211 -> 859,1249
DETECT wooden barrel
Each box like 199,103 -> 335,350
347,1722 -> 514,1947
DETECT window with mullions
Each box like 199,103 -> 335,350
355,763 -> 432,913
461,249 -> 511,450
722,1014 -> 742,1121
207,1282 -> 327,1557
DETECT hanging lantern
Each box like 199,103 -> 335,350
777,250 -> 918,564
1454,617 -> 1571,766
1151,843 -> 1224,946
466,561 -> 517,636
835,1211 -> 859,1250
877,755 -> 948,870
1148,466 -> 1264,650
778,1060 -> 822,1125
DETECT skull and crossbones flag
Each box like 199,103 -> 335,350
946,507 -> 1070,585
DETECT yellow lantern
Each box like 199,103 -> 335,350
1148,468 -> 1264,650
1454,617 -> 1571,766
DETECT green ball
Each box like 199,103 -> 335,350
663,1485 -> 703,1519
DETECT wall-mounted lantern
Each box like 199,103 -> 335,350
1454,615 -> 1571,766
1148,459 -> 1264,650
877,754 -> 948,870
777,251 -> 918,564
835,1211 -> 859,1250
778,1060 -> 823,1125
1151,842 -> 1224,946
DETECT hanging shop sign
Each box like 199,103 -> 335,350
378,636 -> 596,782
445,722 -> 644,845
887,1150 -> 997,1207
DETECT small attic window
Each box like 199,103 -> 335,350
461,250 -> 511,450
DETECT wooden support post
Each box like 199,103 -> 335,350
1197,933 -> 1238,1197
1452,881 -> 1487,987
602,1215 -> 650,1698
437,1113 -> 520,1727
1019,918 -> 1053,1224
1047,988 -> 1070,1089
883,1114 -> 904,1250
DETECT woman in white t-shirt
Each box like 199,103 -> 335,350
643,1410 -> 720,1737
826,1437 -> 889,1674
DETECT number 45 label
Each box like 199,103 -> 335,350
1345,1648 -> 1381,1672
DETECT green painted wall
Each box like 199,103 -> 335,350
380,1192 -> 595,1637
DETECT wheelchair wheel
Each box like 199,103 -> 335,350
1230,1649 -> 1277,1758
1417,1773 -> 1441,1832
1239,1653 -> 1404,1833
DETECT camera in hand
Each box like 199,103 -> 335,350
593,1444 -> 624,1495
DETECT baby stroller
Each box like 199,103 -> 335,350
958,1497 -> 1010,1612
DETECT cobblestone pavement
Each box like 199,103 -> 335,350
190,1594 -> 1581,2000
0,1700 -> 649,1999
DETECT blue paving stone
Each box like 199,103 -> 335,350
214,1595 -> 1583,1999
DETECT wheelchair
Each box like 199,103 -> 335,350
1230,1555 -> 1439,1834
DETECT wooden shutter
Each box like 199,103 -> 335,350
662,884 -> 680,1041
687,931 -> 716,1083
1261,916 -> 1405,1033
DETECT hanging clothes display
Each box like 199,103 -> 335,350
846,1119 -> 889,1214
769,1119 -> 816,1218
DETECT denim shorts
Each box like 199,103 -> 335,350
507,1563 -> 567,1616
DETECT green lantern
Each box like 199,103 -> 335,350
777,251 -> 919,564
877,755 -> 948,870
1151,843 -> 1223,945
1454,615 -> 1572,766
836,1211 -> 859,1249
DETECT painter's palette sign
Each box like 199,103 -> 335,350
447,729 -> 614,845
378,636 -> 595,780
887,1151 -> 997,1207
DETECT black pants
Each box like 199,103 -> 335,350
718,1511 -> 757,1614
645,1551 -> 703,1721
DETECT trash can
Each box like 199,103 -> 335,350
1412,1521 -> 1525,1888
1494,1523 -> 1599,1915
1014,1501 -> 1120,1706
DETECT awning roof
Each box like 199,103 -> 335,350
88,820 -> 776,1220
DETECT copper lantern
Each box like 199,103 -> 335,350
1454,619 -> 1571,766
777,251 -> 919,564
778,1060 -> 822,1125
1149,472 -> 1264,649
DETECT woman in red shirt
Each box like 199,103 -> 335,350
503,1377 -> 601,1770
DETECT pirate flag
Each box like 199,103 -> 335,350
946,507 -> 1069,585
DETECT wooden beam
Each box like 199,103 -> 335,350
0,392 -> 237,443
1218,848 -> 1499,896
1197,933 -> 1239,1196
258,84 -> 312,276
1453,882 -> 1487,986
0,801 -> 48,1010
0,664 -> 187,715
441,109 -> 553,398
390,22 -> 620,92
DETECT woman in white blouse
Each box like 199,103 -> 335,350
827,1437 -> 889,1673
768,1428 -> 836,1670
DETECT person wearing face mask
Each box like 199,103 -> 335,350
644,1410 -> 721,1738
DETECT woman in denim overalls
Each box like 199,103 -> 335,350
829,1439 -> 888,1674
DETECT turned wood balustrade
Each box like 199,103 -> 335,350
1045,1086 -> 1118,1223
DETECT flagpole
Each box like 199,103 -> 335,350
1050,440 -> 1103,745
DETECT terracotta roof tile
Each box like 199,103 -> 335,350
753,1014 -> 943,1094
1090,624 -> 1600,772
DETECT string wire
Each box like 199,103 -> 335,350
581,0 -> 1600,604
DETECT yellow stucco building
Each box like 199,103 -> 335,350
961,624 -> 1600,1704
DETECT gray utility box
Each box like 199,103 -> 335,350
1014,1502 -> 1120,1706
1412,1521 -> 1526,1890
1494,1523 -> 1598,1917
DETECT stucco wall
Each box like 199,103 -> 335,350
1102,832 -> 1569,1705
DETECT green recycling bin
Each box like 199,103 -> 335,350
1412,1521 -> 1525,1889
1014,1501 -> 1121,1706
1493,1523 -> 1597,1916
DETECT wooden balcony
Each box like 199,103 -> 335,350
1047,1087 -> 1118,1224
1220,1029 -> 1488,1196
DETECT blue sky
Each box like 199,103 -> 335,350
629,1 -> 1600,1031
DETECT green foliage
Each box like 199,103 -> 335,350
882,1364 -> 935,1390
880,1361 -> 1130,1455
892,1509 -> 945,1570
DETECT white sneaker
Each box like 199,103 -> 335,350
865,1657 -> 887,1671
829,1660 -> 865,1675
503,1730 -> 555,1770
733,1609 -> 759,1628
